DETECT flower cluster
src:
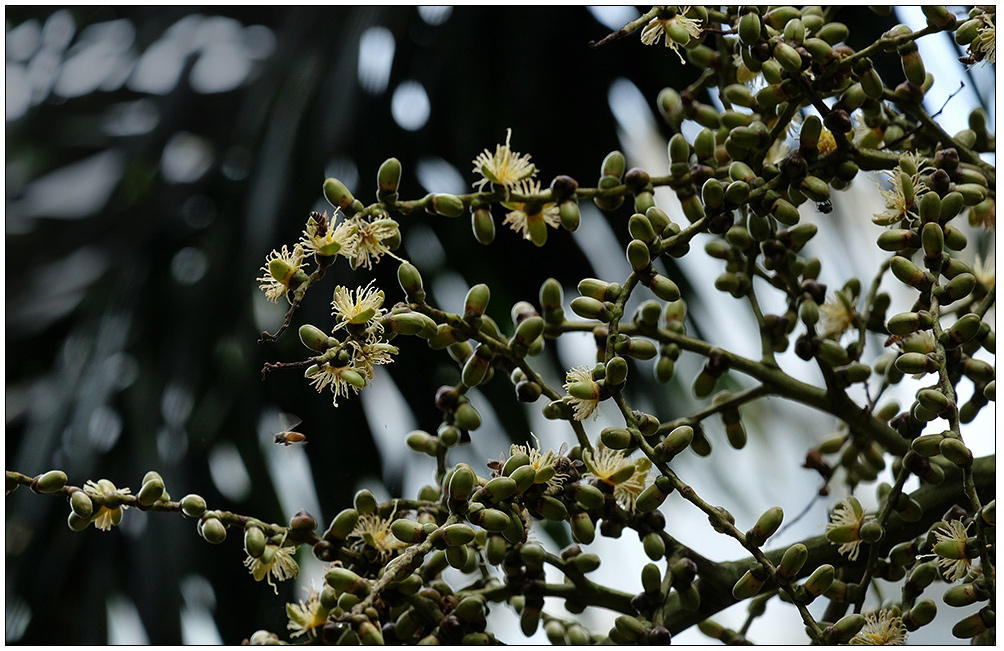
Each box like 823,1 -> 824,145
472,127 -> 536,194
83,480 -> 131,531
825,496 -> 871,561
582,445 -> 651,512
640,7 -> 703,63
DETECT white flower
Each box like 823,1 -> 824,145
510,434 -> 569,494
819,291 -> 856,339
331,280 -> 386,331
286,587 -> 328,638
562,365 -> 600,421
849,609 -> 907,645
83,480 -> 131,531
930,519 -> 975,582
582,445 -> 651,512
640,8 -> 703,63
245,544 -> 299,595
258,245 -> 307,303
347,216 -> 402,270
300,211 -> 358,259
825,496 -> 869,561
472,128 -> 536,193
501,178 -> 561,244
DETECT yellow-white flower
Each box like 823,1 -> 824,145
973,252 -> 995,289
873,153 -> 932,226
83,479 -> 131,531
562,365 -> 601,421
347,216 -> 402,270
350,339 -> 398,380
582,445 -> 651,512
300,211 -> 358,259
472,128 -> 536,194
245,544 -> 299,595
286,587 -> 328,638
930,519 -> 975,582
825,496 -> 869,561
500,178 -> 561,244
973,13 -> 995,66
331,281 -> 386,331
258,244 -> 307,303
350,512 -> 406,557
510,434 -> 569,494
849,609 -> 907,645
306,362 -> 367,407
640,8 -> 703,63
819,291 -> 856,339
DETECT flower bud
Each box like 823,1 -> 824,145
326,567 -> 370,596
181,494 -> 207,518
733,570 -> 765,600
373,156 -> 401,199
448,465 -> 476,501
431,193 -> 465,218
570,512 -> 596,544
951,607 -> 993,639
663,425 -> 694,456
34,470 -> 67,494
200,517 -> 227,544
244,525 -> 267,558
601,150 -> 625,180
397,262 -> 425,302
939,438 -> 973,466
771,198 -> 800,225
803,564 -> 834,597
816,22 -> 848,45
323,178 -> 354,211
739,11 -> 762,45
67,511 -> 91,531
778,543 -> 807,580
643,531 -> 666,560
746,506 -> 783,547
137,477 -> 165,507
890,256 -> 931,289
829,614 -> 866,643
68,490 -> 94,519
570,297 -> 611,321
326,508 -> 359,541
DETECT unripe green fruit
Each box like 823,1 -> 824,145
739,11 -> 762,45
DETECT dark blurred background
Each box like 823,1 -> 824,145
5,6 -> 988,645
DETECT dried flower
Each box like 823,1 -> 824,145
245,544 -> 299,595
583,445 -> 651,512
300,211 -> 358,259
286,587 -> 328,638
472,128 -> 536,194
331,281 -> 386,331
83,479 -> 131,531
258,245 -> 307,303
849,609 -> 907,645
930,519 -> 975,582
562,365 -> 601,421
501,178 -> 561,243
817,128 -> 837,156
510,434 -> 569,494
826,496 -> 869,561
640,7 -> 703,63
819,291 -> 856,339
